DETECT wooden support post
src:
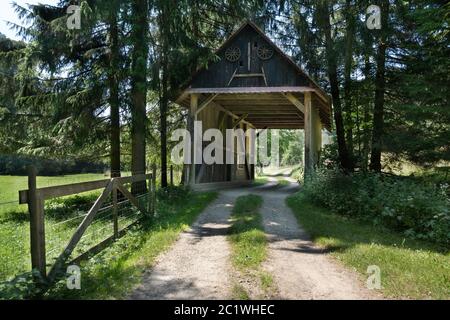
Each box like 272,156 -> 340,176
304,92 -> 313,177
170,165 -> 174,186
189,94 -> 198,186
112,181 -> 118,238
304,92 -> 322,178
314,108 -> 323,166
28,165 -> 46,278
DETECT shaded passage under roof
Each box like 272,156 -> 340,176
175,21 -> 332,131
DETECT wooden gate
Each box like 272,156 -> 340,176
19,166 -> 156,283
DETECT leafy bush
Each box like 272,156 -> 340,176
0,270 -> 44,300
156,185 -> 191,202
0,154 -> 107,176
301,169 -> 450,245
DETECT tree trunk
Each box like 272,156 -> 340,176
370,0 -> 389,172
108,6 -> 121,178
130,0 -> 149,193
319,1 -> 353,172
160,55 -> 168,188
362,53 -> 372,172
158,6 -> 169,188
343,0 -> 355,158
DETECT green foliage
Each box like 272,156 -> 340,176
229,194 -> 265,269
302,169 -> 450,245
156,185 -> 190,202
0,270 -> 45,300
279,130 -> 304,166
45,190 -> 217,299
287,194 -> 450,299
383,1 -> 450,166
228,194 -> 274,299
0,187 -> 217,299
0,154 -> 106,176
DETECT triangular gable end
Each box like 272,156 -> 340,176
181,21 -> 329,102
175,21 -> 332,130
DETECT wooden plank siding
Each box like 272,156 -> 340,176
190,24 -> 311,88
177,21 -> 332,185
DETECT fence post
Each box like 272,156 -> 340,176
28,165 -> 46,279
112,180 -> 118,238
151,164 -> 157,216
170,165 -> 174,186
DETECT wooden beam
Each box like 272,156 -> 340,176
247,115 -> 303,120
19,174 -> 151,203
211,101 -> 255,129
216,94 -> 285,101
116,183 -> 149,216
313,88 -> 331,105
27,166 -> 46,278
227,68 -> 238,86
249,122 -> 304,125
283,93 -> 305,113
47,180 -> 114,281
196,94 -> 219,115
184,86 -> 315,95
69,219 -> 141,266
233,73 -> 265,78
20,179 -> 110,204
237,110 -> 300,115
261,66 -> 268,86
189,94 -> 198,185
255,125 -> 303,129
225,107 -> 299,114
233,113 -> 249,129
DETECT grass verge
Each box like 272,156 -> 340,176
228,194 -> 274,299
1,191 -> 217,299
253,177 -> 268,186
286,193 -> 450,300
276,177 -> 290,187
0,174 -> 107,218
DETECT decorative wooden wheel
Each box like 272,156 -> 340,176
225,46 -> 241,62
257,45 -> 274,60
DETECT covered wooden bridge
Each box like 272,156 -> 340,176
175,21 -> 332,189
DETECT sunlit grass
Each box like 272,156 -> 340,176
228,194 -> 275,299
44,191 -> 217,299
229,195 -> 265,270
0,174 -> 108,218
287,193 -> 450,300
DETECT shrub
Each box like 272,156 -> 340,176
0,154 -> 107,176
156,185 -> 191,202
301,169 -> 450,245
0,270 -> 44,300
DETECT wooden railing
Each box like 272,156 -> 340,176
19,166 -> 156,283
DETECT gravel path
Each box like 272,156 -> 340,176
129,192 -> 236,299
260,177 -> 377,300
129,173 -> 378,300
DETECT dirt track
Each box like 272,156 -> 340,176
128,174 -> 378,300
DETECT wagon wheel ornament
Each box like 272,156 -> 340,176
225,46 -> 241,62
257,45 -> 274,60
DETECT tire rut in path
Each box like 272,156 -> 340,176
128,193 -> 236,300
129,177 -> 379,300
260,179 -> 378,300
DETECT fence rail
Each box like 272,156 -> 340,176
18,166 -> 156,284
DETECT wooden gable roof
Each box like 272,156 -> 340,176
175,21 -> 332,130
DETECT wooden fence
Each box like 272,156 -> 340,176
19,166 -> 156,283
